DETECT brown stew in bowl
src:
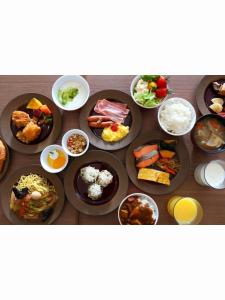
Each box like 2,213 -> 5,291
119,195 -> 156,225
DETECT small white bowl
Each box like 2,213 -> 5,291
62,129 -> 89,157
158,97 -> 196,136
118,193 -> 159,225
130,75 -> 169,109
40,144 -> 68,173
52,75 -> 90,111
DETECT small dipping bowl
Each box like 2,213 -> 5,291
118,193 -> 159,225
191,114 -> 225,154
40,144 -> 68,173
62,129 -> 89,157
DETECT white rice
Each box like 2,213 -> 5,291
88,183 -> 103,200
97,170 -> 113,187
80,166 -> 99,184
160,101 -> 192,134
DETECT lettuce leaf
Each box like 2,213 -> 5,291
134,91 -> 160,107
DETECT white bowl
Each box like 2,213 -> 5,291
158,97 -> 196,136
130,75 -> 169,109
52,75 -> 90,111
62,129 -> 89,157
40,144 -> 68,173
118,193 -> 159,225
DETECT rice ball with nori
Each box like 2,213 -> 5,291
88,183 -> 103,200
80,166 -> 100,184
97,170 -> 113,187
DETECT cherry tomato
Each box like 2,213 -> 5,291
111,123 -> 119,132
156,76 -> 167,88
155,88 -> 168,98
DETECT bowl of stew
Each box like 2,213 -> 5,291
118,193 -> 159,225
62,129 -> 89,157
191,114 -> 225,153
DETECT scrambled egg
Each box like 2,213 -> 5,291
102,124 -> 129,142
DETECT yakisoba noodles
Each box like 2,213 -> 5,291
16,173 -> 56,196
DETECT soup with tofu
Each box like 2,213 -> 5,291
193,117 -> 225,151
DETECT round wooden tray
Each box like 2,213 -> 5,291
1,165 -> 65,224
126,130 -> 190,195
196,75 -> 225,115
0,93 -> 62,154
79,89 -> 142,151
64,150 -> 129,216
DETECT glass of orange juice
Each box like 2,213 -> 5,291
167,196 -> 203,225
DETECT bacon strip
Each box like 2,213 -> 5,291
94,99 -> 130,123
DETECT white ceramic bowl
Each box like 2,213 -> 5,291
118,193 -> 159,225
40,144 -> 68,173
62,129 -> 89,157
130,75 -> 169,109
52,75 -> 90,111
158,97 -> 196,136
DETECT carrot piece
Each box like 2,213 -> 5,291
133,144 -> 158,159
159,150 -> 175,159
39,104 -> 52,115
195,122 -> 204,130
208,119 -> 220,129
136,154 -> 159,168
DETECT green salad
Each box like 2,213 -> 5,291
58,86 -> 79,106
133,75 -> 168,108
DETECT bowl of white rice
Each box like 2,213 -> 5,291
158,97 -> 196,136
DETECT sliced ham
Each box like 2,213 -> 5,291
94,99 -> 130,123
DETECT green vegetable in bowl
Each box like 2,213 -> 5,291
58,86 -> 79,106
134,91 -> 161,108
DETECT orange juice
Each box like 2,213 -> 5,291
167,196 -> 203,225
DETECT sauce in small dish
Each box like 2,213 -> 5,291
62,129 -> 89,157
41,144 -> 68,173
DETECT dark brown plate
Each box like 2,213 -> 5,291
0,93 -> 62,154
196,75 -> 225,115
1,165 -> 65,225
0,137 -> 10,182
64,150 -> 129,215
126,130 -> 190,195
79,90 -> 142,151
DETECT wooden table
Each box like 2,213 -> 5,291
0,75 -> 224,225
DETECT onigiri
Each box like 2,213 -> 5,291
88,183 -> 103,200
80,166 -> 100,184
97,170 -> 113,187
